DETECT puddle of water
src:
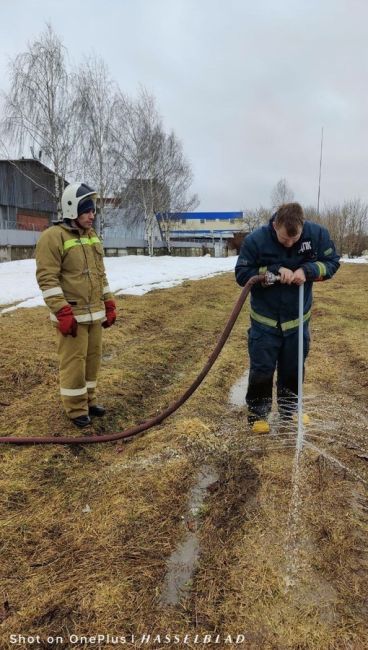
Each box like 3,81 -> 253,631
160,465 -> 219,606
160,533 -> 199,605
228,370 -> 249,407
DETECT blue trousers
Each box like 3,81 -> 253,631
246,323 -> 310,421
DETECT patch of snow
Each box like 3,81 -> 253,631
340,256 -> 368,264
0,256 -> 236,313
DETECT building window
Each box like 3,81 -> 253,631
230,219 -> 235,224
200,219 -> 205,223
181,218 -> 186,224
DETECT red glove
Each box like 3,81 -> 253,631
56,305 -> 78,337
102,300 -> 116,329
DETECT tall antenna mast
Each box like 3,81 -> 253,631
317,127 -> 324,214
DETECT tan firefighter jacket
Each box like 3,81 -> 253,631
35,221 -> 114,325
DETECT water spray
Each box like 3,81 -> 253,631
296,283 -> 305,455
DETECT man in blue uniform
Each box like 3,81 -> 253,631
235,202 -> 340,433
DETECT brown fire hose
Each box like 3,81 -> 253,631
0,274 -> 265,446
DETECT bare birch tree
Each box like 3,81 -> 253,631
111,90 -> 160,254
242,205 -> 271,232
157,130 -> 199,252
342,199 -> 368,256
114,89 -> 198,255
270,178 -> 295,211
74,56 -> 122,236
1,24 -> 79,216
314,201 -> 368,255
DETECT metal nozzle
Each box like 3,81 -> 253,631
264,271 -> 281,286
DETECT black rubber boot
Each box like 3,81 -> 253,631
89,405 -> 106,417
72,415 -> 91,428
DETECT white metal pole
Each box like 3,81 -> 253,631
317,126 -> 324,214
296,283 -> 304,453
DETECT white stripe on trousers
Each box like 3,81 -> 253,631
60,386 -> 88,396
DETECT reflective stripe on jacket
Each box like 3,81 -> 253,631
35,221 -> 114,324
235,217 -> 340,334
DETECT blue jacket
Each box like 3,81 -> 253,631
235,217 -> 340,334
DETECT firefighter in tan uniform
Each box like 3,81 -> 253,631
35,183 -> 117,428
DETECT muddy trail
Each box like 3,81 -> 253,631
0,264 -> 367,649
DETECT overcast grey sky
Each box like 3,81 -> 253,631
0,0 -> 367,211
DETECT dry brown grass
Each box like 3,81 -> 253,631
0,264 -> 367,649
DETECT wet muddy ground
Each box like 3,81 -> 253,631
0,264 -> 367,648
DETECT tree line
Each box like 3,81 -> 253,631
0,24 -> 198,253
241,179 -> 368,256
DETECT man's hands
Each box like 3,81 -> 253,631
279,267 -> 294,284
292,268 -> 306,285
279,267 -> 306,285
56,305 -> 78,337
102,299 -> 117,329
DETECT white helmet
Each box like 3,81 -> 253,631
61,182 -> 98,220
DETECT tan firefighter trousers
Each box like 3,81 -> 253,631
56,321 -> 103,419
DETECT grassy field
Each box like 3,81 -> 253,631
0,263 -> 367,649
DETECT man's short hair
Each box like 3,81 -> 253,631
275,203 -> 304,236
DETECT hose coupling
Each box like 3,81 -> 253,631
263,271 -> 281,286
